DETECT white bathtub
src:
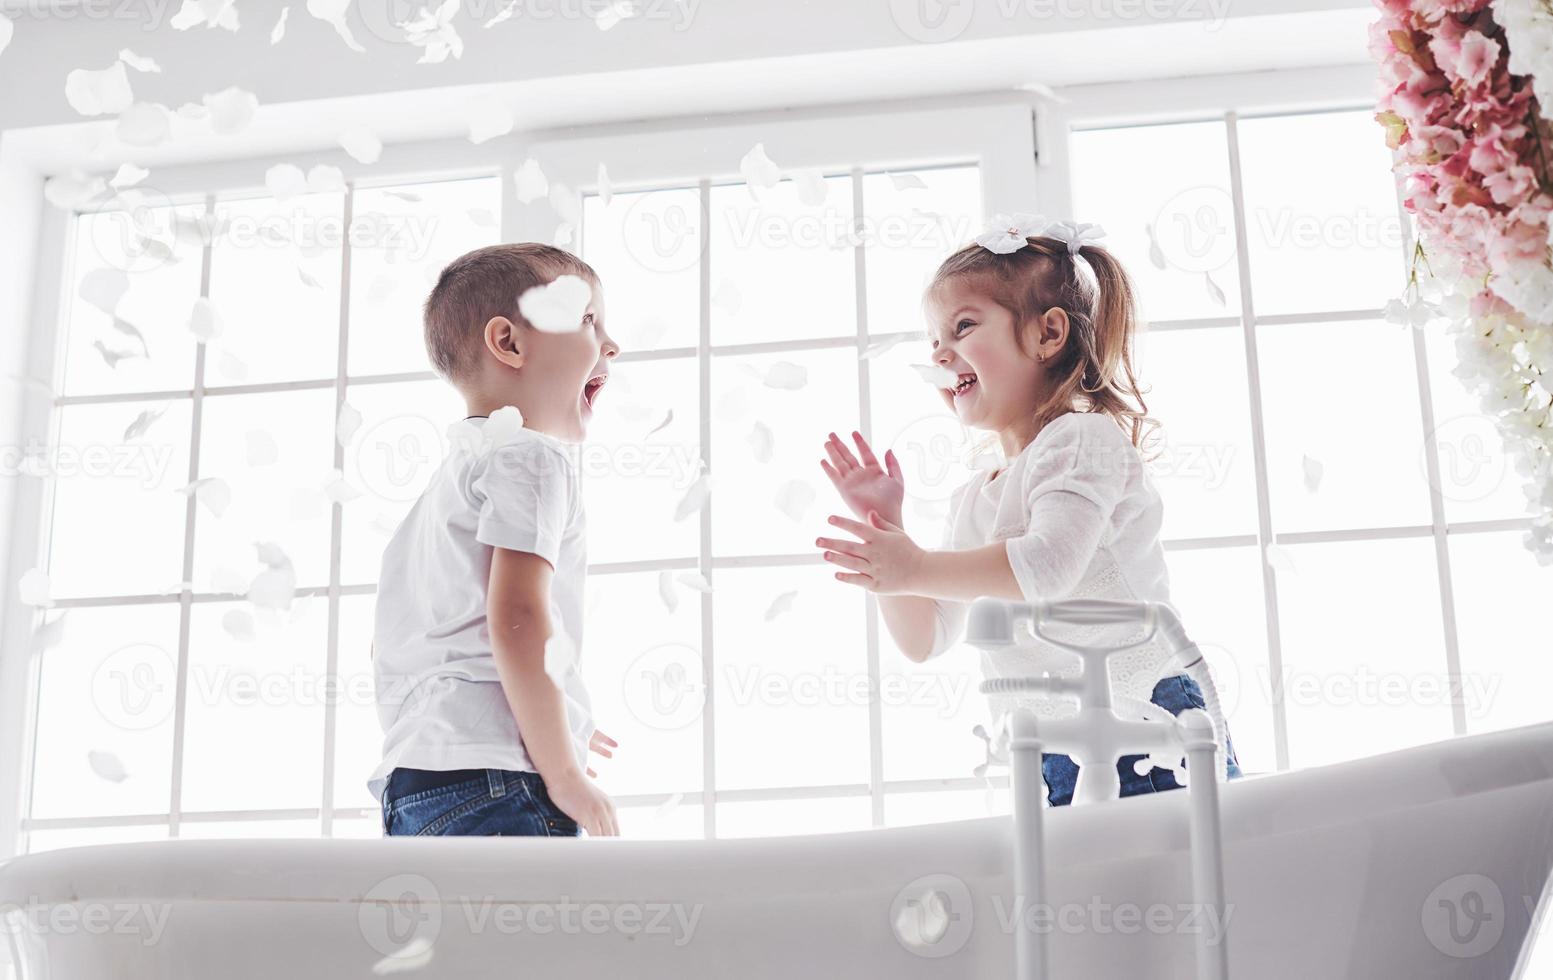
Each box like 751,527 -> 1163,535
2,722 -> 1551,979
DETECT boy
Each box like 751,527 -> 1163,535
368,243 -> 620,837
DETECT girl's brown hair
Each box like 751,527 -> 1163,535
928,234 -> 1161,461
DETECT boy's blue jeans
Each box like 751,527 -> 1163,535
381,767 -> 581,837
1041,673 -> 1243,807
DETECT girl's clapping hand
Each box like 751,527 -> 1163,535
819,431 -> 905,526
816,511 -> 925,595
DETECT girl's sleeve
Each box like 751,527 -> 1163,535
1004,415 -> 1135,602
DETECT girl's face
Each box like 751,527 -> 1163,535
924,277 -> 1049,434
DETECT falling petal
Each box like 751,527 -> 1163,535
339,126 -> 382,164
675,572 -> 712,593
747,421 -> 774,463
788,168 -> 827,206
203,87 -> 258,136
325,470 -> 362,504
553,222 -> 574,247
217,350 -> 248,381
759,360 -> 807,391
0,15 -> 12,58
888,172 -> 927,191
248,542 -> 297,610
739,142 -> 781,195
370,512 -> 400,535
87,750 -> 129,783
466,207 -> 496,228
764,590 -> 797,621
18,568 -> 52,607
645,410 -> 673,437
110,163 -> 150,188
1145,223 -> 1167,270
171,0 -> 239,30
270,6 -> 290,43
188,297 -> 222,343
466,99 -> 514,144
596,163 -> 612,206
79,267 -> 130,316
65,61 -> 133,117
385,190 -> 422,203
518,275 -> 592,333
31,613 -> 68,652
93,340 -> 140,369
773,480 -> 815,522
180,477 -> 231,517
482,405 -> 527,447
594,0 -> 637,30
893,887 -> 952,949
336,402 -> 363,445
1204,271 -> 1226,308
1301,454 -> 1324,493
653,792 -> 683,820
123,406 -> 166,442
307,164 -> 345,193
861,334 -> 908,360
44,172 -> 109,210
246,429 -> 279,466
118,49 -> 161,72
543,629 -> 577,689
210,566 -> 249,595
657,570 -> 678,613
371,935 -> 434,976
912,362 -> 959,389
222,608 -> 256,641
513,158 -> 548,204
1263,543 -> 1297,577
307,0 -> 365,52
114,102 -> 170,146
484,0 -> 517,26
398,0 -> 464,63
674,471 -> 710,522
711,278 -> 741,315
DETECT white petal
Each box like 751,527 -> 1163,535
171,0 -> 240,31
764,590 -> 797,621
123,406 -> 166,442
595,0 -> 638,30
93,339 -> 140,369
1301,454 -> 1324,493
188,296 -> 222,342
308,164 -> 345,193
203,87 -> 258,136
888,172 -> 927,191
325,470 -> 362,504
483,405 -> 527,445
1264,543 -> 1297,577
271,6 -> 291,43
248,544 -> 297,610
222,608 -> 257,641
739,142 -> 781,193
773,480 -> 815,522
657,570 -> 679,613
513,158 -> 549,204
298,267 -> 323,290
79,267 -> 130,316
484,0 -> 517,26
674,471 -> 711,521
31,613 -> 68,652
596,163 -> 612,206
109,163 -> 150,189
789,168 -> 828,206
217,350 -> 248,381
118,49 -> 162,73
645,410 -> 673,437
518,274 -> 592,333
543,629 -> 577,688
181,477 -> 232,517
711,278 -> 742,315
265,164 -> 307,202
18,568 -> 52,607
466,207 -> 496,228
861,334 -> 907,360
245,429 -> 279,466
912,362 -> 959,389
371,936 -> 435,976
339,126 -> 382,164
761,360 -> 808,391
0,15 -> 12,59
1204,270 -> 1227,307
87,749 -> 129,783
465,99 -> 514,144
336,401 -> 363,444
675,572 -> 712,593
306,0 -> 365,52
652,792 -> 684,820
115,102 -> 170,147
747,421 -> 774,463
65,61 -> 133,117
44,172 -> 109,211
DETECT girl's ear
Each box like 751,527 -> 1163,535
1036,306 -> 1070,360
484,315 -> 525,369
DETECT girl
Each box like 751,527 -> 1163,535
816,220 -> 1241,804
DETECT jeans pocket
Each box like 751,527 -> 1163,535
386,778 -> 491,837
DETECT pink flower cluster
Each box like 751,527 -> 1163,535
1371,0 -> 1552,295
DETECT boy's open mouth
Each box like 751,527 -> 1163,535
951,373 -> 978,398
582,373 -> 608,410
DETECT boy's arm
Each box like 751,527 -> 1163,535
487,547 -> 618,836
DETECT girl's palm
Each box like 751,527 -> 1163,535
820,431 -> 905,523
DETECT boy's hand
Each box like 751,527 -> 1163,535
820,431 -> 905,527
817,510 -> 926,595
547,770 -> 619,837
584,729 -> 618,778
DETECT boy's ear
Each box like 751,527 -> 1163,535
484,315 -> 526,369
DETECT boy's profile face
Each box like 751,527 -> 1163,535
515,280 -> 618,443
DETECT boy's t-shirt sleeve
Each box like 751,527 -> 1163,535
470,438 -> 573,568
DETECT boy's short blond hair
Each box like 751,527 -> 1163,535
423,243 -> 600,381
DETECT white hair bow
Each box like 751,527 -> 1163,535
1044,220 -> 1107,257
975,212 -> 1051,255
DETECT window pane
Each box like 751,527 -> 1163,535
1423,324 -> 1533,525
1238,110 -> 1405,317
710,348 -> 858,556
880,633 -> 990,784
1258,319 -> 1432,533
347,177 -> 500,377
1070,120 -> 1241,323
709,177 -> 856,346
180,598 -> 327,812
884,788 -> 1010,828
715,795 -> 871,839
206,192 -> 343,386
333,593 -> 381,810
62,203 -> 204,396
1164,545 -> 1275,773
47,401 -> 192,598
338,379 -> 465,586
1276,537 -> 1453,769
581,571 -> 704,798
1450,530 -> 1553,734
712,566 -> 868,792
1137,326 -> 1259,540
862,165 -> 981,338
194,388 -> 336,590
30,603 -> 178,820
582,358 -> 700,565
331,816 -> 385,838
581,186 -> 701,353
25,822 -> 169,855
617,800 -> 705,840
177,819 -> 321,839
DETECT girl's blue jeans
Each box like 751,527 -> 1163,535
381,767 -> 582,837
1041,672 -> 1243,807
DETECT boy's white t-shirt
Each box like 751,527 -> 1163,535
366,416 -> 594,804
926,411 -> 1176,719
